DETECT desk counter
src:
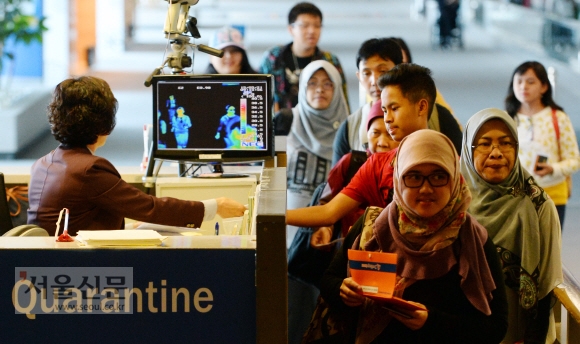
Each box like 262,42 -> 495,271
0,234 -> 257,249
1,235 -> 258,343
0,167 -> 287,343
1,163 -> 264,185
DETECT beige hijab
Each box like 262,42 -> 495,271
358,130 -> 496,343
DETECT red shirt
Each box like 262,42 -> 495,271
325,153 -> 365,235
340,149 -> 397,208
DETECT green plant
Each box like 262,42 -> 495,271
0,0 -> 47,75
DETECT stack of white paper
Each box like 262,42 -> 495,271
76,230 -> 166,247
132,222 -> 201,234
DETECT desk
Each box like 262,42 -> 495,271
0,163 -> 264,185
0,236 -> 257,342
0,167 -> 288,343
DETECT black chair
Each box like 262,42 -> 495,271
0,173 -> 14,235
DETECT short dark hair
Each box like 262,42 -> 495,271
505,61 -> 563,118
356,38 -> 403,69
390,37 -> 412,63
378,63 -> 436,115
48,76 -> 118,147
288,2 -> 322,25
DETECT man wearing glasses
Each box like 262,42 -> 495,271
259,2 -> 349,112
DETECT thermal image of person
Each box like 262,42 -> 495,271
157,110 -> 168,148
166,95 -> 177,122
215,105 -> 241,148
171,107 -> 192,149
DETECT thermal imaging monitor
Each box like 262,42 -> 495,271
150,74 -> 274,164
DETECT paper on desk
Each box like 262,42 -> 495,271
131,222 -> 201,234
76,230 -> 166,247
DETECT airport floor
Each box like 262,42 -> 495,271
4,0 -> 580,282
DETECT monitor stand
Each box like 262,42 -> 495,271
192,163 -> 250,179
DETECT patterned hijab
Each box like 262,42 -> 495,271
393,129 -> 470,250
368,129 -> 495,315
289,60 -> 349,160
459,108 -> 552,304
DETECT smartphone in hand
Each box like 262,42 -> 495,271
535,155 -> 548,171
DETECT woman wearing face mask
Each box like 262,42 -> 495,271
316,130 -> 508,343
505,61 -> 580,229
460,108 -> 562,343
205,26 -> 256,74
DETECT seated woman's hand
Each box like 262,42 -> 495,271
340,277 -> 366,307
388,301 -> 428,330
215,197 -> 246,218
310,226 -> 333,250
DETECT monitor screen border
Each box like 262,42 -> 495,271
150,73 -> 275,163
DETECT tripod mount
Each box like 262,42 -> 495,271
144,0 -> 224,87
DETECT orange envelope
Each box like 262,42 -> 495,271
348,249 -> 426,312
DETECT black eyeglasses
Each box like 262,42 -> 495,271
472,141 -> 518,154
402,172 -> 450,188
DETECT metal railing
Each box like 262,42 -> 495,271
555,265 -> 580,343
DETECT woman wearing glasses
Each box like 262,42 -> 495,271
279,59 -> 349,343
313,129 -> 508,343
280,60 -> 349,214
460,108 -> 562,344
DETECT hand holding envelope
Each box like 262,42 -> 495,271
347,249 -> 428,325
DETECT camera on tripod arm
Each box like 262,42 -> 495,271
144,0 -> 224,87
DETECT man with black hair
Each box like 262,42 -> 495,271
259,2 -> 348,112
332,38 -> 403,165
332,38 -> 462,165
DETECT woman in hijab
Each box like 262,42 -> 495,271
284,59 -> 349,343
316,129 -> 508,343
459,108 -> 562,344
284,60 -> 349,210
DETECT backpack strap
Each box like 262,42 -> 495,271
345,150 -> 368,185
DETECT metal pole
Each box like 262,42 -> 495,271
548,66 -> 557,100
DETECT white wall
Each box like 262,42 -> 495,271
42,0 -> 70,86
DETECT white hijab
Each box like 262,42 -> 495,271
289,60 -> 349,160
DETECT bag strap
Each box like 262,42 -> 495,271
5,186 -> 29,217
345,150 -> 368,185
551,107 -> 562,161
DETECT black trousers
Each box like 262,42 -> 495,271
437,0 -> 459,45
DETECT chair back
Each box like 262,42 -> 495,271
2,225 -> 49,237
0,173 -> 14,234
